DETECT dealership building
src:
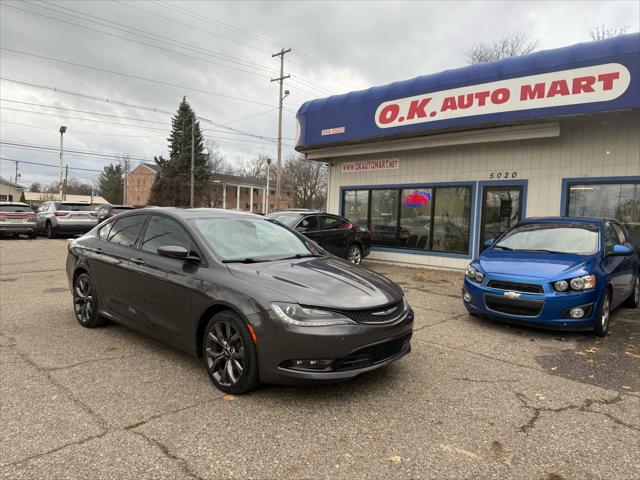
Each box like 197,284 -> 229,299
295,33 -> 640,270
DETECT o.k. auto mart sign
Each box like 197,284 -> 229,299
341,158 -> 399,173
375,63 -> 631,129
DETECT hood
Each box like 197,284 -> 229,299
226,256 -> 403,309
478,249 -> 598,279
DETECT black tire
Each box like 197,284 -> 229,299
622,276 -> 639,308
346,244 -> 363,264
592,289 -> 611,337
73,273 -> 107,328
202,311 -> 259,394
46,222 -> 56,239
28,232 -> 36,239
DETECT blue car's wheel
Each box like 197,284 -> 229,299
622,276 -> 639,308
593,290 -> 610,337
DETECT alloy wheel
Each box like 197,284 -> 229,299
634,278 -> 639,305
347,245 -> 362,264
74,277 -> 94,324
600,294 -> 610,331
205,321 -> 245,387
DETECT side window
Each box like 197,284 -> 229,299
140,216 -> 192,254
297,216 -> 319,232
106,215 -> 145,247
97,222 -> 113,241
604,224 -> 620,254
320,215 -> 342,230
611,223 -> 627,245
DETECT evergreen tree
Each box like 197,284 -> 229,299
150,97 -> 211,206
96,163 -> 124,204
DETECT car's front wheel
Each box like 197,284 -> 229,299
593,290 -> 611,337
203,311 -> 259,394
73,273 -> 107,328
46,222 -> 56,239
346,244 -> 362,264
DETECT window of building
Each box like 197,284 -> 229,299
566,180 -> 639,246
342,184 -> 472,254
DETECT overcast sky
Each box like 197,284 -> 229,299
1,0 -> 638,188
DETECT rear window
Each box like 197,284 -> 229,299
0,205 -> 32,213
268,214 -> 303,227
56,203 -> 92,212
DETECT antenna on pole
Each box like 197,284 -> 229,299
271,47 -> 291,211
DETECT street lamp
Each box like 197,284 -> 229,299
265,158 -> 272,214
58,126 -> 66,200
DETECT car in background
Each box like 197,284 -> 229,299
0,202 -> 37,239
267,210 -> 372,264
66,208 -> 413,394
463,217 -> 639,336
36,201 -> 99,238
95,204 -> 137,223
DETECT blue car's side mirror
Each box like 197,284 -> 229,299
610,244 -> 633,256
483,238 -> 495,249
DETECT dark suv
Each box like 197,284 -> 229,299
267,211 -> 372,264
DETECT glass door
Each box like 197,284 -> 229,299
479,185 -> 523,253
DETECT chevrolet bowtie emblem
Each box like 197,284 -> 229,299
503,291 -> 522,299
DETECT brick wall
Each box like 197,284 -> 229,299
125,165 -> 157,207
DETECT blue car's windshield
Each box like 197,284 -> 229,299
494,223 -> 599,255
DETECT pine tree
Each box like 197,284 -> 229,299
150,97 -> 211,206
96,163 -> 124,204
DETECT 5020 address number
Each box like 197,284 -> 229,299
489,171 -> 518,179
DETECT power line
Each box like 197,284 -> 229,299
0,47 -> 279,109
0,156 -> 103,173
0,120 -> 165,138
0,141 -> 154,163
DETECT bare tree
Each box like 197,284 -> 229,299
282,155 -> 327,209
590,25 -> 630,40
235,153 -> 270,178
29,182 -> 42,193
466,32 -> 538,64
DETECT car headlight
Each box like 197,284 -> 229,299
465,265 -> 484,282
569,275 -> 596,290
554,280 -> 569,292
271,302 -> 353,326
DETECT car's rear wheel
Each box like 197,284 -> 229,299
593,290 -> 610,337
203,311 -> 259,394
622,276 -> 639,308
28,231 -> 36,239
73,273 -> 107,328
346,244 -> 362,264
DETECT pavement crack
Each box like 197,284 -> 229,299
515,392 -> 638,435
129,430 -> 204,480
453,376 -> 517,384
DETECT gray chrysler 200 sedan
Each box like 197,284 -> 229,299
66,208 -> 414,394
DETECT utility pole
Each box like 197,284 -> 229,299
63,165 -> 68,200
122,157 -> 130,205
190,113 -> 195,208
271,48 -> 291,211
58,126 -> 66,200
265,158 -> 272,214
14,160 -> 19,185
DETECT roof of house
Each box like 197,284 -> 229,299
211,173 -> 268,188
0,176 -> 26,190
142,162 -> 160,173
296,33 -> 640,150
24,192 -> 109,204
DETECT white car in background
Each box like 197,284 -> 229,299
36,201 -> 99,238
0,202 -> 37,239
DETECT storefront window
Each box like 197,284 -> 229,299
399,189 -> 433,249
432,187 -> 472,254
343,190 -> 369,228
370,190 -> 399,247
567,181 -> 640,246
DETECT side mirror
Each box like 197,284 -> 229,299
609,244 -> 632,256
484,238 -> 495,249
157,245 -> 201,263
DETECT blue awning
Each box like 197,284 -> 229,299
296,33 -> 640,151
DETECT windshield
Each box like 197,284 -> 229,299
192,217 -> 319,262
0,205 -> 31,212
267,214 -> 302,227
56,203 -> 92,211
494,223 -> 599,255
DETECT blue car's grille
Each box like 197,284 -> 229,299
484,294 -> 543,317
487,280 -> 544,294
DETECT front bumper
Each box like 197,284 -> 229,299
251,308 -> 414,384
462,276 -> 599,331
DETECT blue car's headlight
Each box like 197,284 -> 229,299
553,275 -> 596,292
272,303 -> 353,326
465,265 -> 484,282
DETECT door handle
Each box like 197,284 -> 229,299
95,248 -> 103,255
131,257 -> 145,265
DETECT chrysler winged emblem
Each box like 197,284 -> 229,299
372,306 -> 398,316
503,291 -> 522,299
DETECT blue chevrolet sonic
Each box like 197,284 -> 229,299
463,217 -> 639,336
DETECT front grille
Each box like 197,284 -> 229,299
333,333 -> 412,371
329,301 -> 406,324
484,294 -> 543,317
487,280 -> 544,294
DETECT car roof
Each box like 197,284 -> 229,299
126,207 -> 264,220
520,216 -> 606,226
0,202 -> 30,206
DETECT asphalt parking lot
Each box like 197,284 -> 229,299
1,238 -> 639,479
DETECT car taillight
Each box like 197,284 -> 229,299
26,213 -> 36,222
368,228 -> 374,238
54,211 -> 69,217
344,222 -> 353,229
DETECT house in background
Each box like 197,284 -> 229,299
24,192 -> 109,209
0,176 -> 26,202
124,163 -> 294,212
